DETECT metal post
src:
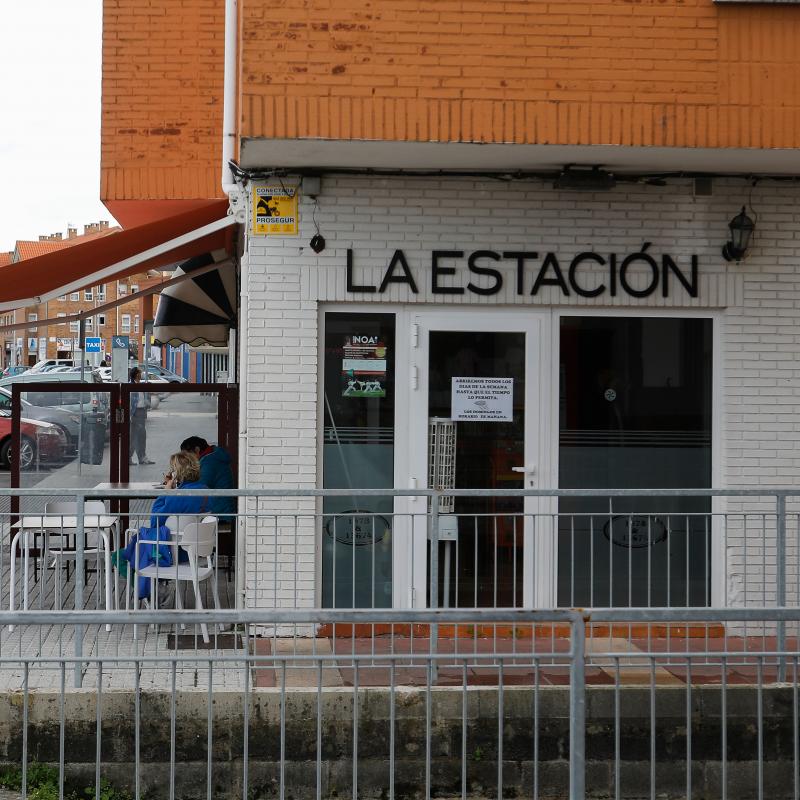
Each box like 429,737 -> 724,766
77,318 -> 86,477
777,494 -> 787,682
569,613 -> 586,800
429,492 -> 440,683
74,493 -> 85,688
79,318 -> 86,382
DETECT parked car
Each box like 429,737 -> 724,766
99,364 -> 184,383
0,410 -> 68,469
27,358 -> 85,373
142,364 -> 187,383
1,366 -> 27,378
0,388 -> 83,456
0,371 -> 110,431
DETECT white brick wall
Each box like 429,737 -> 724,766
244,175 -> 800,609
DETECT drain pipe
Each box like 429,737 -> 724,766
222,0 -> 239,197
222,0 -> 248,609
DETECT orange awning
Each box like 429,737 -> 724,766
0,200 -> 236,311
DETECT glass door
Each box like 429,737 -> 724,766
409,312 -> 545,609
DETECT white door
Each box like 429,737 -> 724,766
399,310 -> 553,608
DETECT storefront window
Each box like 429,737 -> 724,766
558,316 -> 713,606
322,313 -> 395,608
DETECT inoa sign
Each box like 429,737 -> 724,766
345,246 -> 698,299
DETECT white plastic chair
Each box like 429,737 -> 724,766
45,500 -> 114,625
135,515 -> 220,643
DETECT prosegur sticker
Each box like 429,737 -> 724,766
451,377 -> 513,422
251,184 -> 298,236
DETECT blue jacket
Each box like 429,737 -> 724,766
198,447 -> 235,516
149,480 -> 210,527
122,480 -> 210,599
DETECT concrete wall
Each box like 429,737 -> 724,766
2,686 -> 796,799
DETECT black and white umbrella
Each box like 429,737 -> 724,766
153,251 -> 236,346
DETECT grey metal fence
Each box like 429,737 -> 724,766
2,607 -> 800,800
3,486 -> 800,622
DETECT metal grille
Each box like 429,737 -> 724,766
428,416 -> 456,513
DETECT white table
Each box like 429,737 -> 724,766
94,482 -> 164,492
10,514 -> 119,622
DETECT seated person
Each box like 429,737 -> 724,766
180,436 -> 235,517
118,451 -> 209,601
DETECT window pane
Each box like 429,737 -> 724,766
558,316 -> 712,607
322,312 -> 395,608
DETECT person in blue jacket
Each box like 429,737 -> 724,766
180,436 -> 235,517
119,451 -> 209,601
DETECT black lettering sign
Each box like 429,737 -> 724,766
502,251 -> 538,295
379,250 -> 418,294
531,252 -> 569,296
619,243 -> 659,298
431,250 -> 465,295
662,254 -> 698,298
346,249 -> 376,293
568,252 -> 606,298
343,248 -> 700,300
467,250 -> 503,295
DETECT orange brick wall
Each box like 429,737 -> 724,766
240,0 -> 800,149
101,0 -> 226,208
102,0 -> 800,205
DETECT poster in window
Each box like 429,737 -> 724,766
451,377 -> 513,421
342,335 -> 387,398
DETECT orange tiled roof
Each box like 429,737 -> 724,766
0,253 -> 11,267
12,226 -> 121,262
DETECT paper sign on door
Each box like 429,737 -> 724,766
451,377 -> 513,421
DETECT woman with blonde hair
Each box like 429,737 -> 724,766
118,451 -> 209,601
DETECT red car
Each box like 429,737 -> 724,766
0,411 -> 68,469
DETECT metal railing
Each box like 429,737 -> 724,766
3,486 -> 800,617
2,607 -> 800,800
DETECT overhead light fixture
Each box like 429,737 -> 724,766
722,206 -> 755,262
554,166 -> 616,191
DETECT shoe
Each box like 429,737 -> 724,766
157,581 -> 174,608
140,458 -> 155,465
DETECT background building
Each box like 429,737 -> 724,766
2,222 -> 173,367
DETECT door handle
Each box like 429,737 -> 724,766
511,465 -> 536,474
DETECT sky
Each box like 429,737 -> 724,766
0,1 -> 115,253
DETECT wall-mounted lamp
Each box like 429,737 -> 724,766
722,206 -> 755,262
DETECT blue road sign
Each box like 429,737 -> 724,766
112,336 -> 129,349
85,337 -> 102,353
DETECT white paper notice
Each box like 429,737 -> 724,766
451,377 -> 514,422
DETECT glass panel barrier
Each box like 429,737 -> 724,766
126,386 -> 225,490
15,383 -> 114,510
